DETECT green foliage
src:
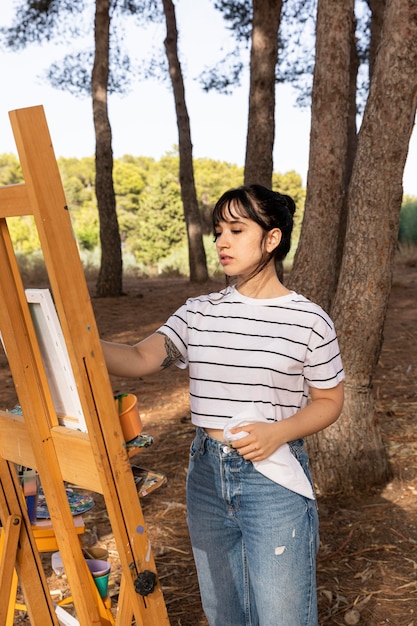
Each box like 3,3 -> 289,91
273,169 -> 306,261
0,153 -> 23,185
0,152 -> 307,276
58,156 -> 96,208
114,156 -> 151,200
1,154 -> 39,253
120,153 -> 186,265
58,157 -> 99,250
194,158 -> 244,232
7,216 -> 41,254
15,250 -> 48,286
114,155 -> 155,252
399,197 -> 417,244
158,235 -> 224,278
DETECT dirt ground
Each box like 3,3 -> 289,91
1,255 -> 416,625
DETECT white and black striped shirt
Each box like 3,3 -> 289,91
158,286 -> 345,429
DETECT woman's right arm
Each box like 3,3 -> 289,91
101,332 -> 182,378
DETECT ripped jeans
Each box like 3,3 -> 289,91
186,428 -> 319,626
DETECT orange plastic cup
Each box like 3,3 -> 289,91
115,394 -> 143,442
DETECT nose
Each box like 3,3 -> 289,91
216,231 -> 229,248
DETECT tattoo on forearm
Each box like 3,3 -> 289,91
157,333 -> 182,369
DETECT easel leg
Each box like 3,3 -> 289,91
0,516 -> 21,626
6,570 -> 19,626
0,458 -> 58,625
115,576 -> 134,626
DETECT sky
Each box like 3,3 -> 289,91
0,0 -> 415,196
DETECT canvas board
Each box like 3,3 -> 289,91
25,289 -> 87,431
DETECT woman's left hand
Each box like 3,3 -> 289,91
229,422 -> 282,462
229,383 -> 344,461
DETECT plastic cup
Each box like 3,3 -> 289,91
93,571 -> 110,598
84,547 -> 108,561
115,394 -> 143,442
51,551 -> 64,576
86,559 -> 111,598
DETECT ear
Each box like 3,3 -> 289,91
265,228 -> 282,253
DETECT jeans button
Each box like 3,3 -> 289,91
222,445 -> 230,454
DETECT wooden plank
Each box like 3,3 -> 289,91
0,412 -> 102,493
51,426 -> 102,492
0,412 -> 37,470
0,515 -> 22,626
0,184 -> 31,218
114,577 -> 134,626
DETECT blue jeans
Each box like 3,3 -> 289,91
186,428 -> 319,626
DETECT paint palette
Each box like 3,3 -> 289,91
36,487 -> 95,519
131,466 -> 167,497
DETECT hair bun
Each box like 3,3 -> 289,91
280,193 -> 296,217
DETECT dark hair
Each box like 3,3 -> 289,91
212,184 -> 296,277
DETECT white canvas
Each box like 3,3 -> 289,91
25,289 -> 87,432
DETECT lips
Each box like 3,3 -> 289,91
220,255 -> 233,265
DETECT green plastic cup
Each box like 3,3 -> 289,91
93,570 -> 110,598
86,559 -> 111,598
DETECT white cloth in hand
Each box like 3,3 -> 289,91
223,403 -> 315,499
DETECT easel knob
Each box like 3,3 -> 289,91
134,570 -> 157,596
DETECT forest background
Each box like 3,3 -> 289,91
1,151 -> 416,282
1,2 -> 417,622
1,0 -> 417,496
0,152 -> 309,278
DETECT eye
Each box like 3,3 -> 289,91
213,231 -> 221,241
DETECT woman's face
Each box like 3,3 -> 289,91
214,209 -> 266,279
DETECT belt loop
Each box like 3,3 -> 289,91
197,427 -> 207,453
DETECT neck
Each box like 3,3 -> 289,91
236,264 -> 291,299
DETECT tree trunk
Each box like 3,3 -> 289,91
93,0 -> 123,297
308,383 -> 388,494
335,13 -> 359,274
289,0 -> 355,312
312,0 -> 417,494
161,0 -> 208,283
367,0 -> 387,79
244,0 -> 282,188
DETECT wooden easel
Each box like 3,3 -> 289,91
0,106 -> 170,625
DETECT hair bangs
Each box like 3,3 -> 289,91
212,187 -> 258,231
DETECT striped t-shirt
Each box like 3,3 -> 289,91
158,285 -> 345,430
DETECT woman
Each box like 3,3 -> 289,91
101,184 -> 344,625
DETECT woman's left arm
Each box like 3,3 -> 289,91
234,382 -> 344,462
